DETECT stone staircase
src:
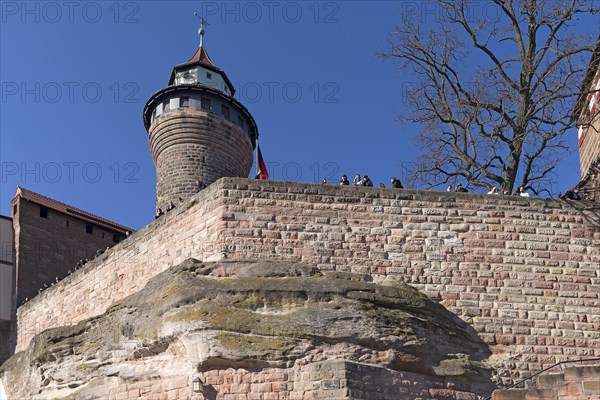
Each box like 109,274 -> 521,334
491,364 -> 600,400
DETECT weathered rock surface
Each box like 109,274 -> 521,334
1,260 -> 496,399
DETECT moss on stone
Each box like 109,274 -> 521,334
3,260 -> 496,398
166,304 -> 312,338
217,331 -> 297,355
77,361 -> 99,369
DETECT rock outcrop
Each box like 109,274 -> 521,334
1,260 -> 496,399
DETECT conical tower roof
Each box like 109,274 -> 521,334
187,45 -> 216,66
168,46 -> 235,95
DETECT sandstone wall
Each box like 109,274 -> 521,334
15,178 -> 600,384
192,361 -> 481,400
104,361 -> 425,400
493,364 -> 600,400
15,182 -> 227,353
149,107 -> 254,211
11,197 -> 128,306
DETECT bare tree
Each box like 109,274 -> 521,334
381,0 -> 599,195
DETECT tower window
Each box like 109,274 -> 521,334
13,204 -> 17,215
237,115 -> 244,128
86,224 -> 93,234
206,72 -> 212,79
201,98 -> 211,111
180,97 -> 189,108
222,105 -> 230,120
66,220 -> 69,227
162,101 -> 170,112
40,206 -> 48,219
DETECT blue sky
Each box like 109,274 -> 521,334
1,1 -> 598,230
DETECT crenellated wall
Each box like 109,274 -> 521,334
14,178 -> 600,384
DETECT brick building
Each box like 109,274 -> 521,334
1,187 -> 133,361
10,187 -> 132,307
575,37 -> 600,200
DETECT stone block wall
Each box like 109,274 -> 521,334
11,197 -> 128,306
15,182 -> 227,352
148,108 -> 254,211
101,361 -> 481,400
14,178 -> 600,385
492,363 -> 600,400
213,180 -> 600,383
195,361 -> 481,400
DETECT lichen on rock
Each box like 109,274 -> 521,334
0,259 -> 496,399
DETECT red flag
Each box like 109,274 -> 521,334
255,145 -> 269,180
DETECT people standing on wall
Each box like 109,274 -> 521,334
517,186 -> 530,197
339,175 -> 349,185
455,183 -> 468,193
362,175 -> 373,187
166,201 -> 176,211
561,188 -> 581,200
391,178 -> 403,188
487,187 -> 499,195
353,174 -> 362,186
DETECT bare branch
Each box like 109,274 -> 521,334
380,0 -> 599,195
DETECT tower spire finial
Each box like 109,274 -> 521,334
193,12 -> 209,48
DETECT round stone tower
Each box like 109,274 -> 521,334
143,45 -> 258,211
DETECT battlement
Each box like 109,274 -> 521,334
15,178 -> 600,383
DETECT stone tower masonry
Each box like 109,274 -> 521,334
143,45 -> 258,211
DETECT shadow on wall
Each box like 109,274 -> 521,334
561,198 -> 600,226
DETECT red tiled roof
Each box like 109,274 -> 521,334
14,187 -> 133,234
173,46 -> 218,72
188,45 -> 215,67
168,45 -> 236,95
